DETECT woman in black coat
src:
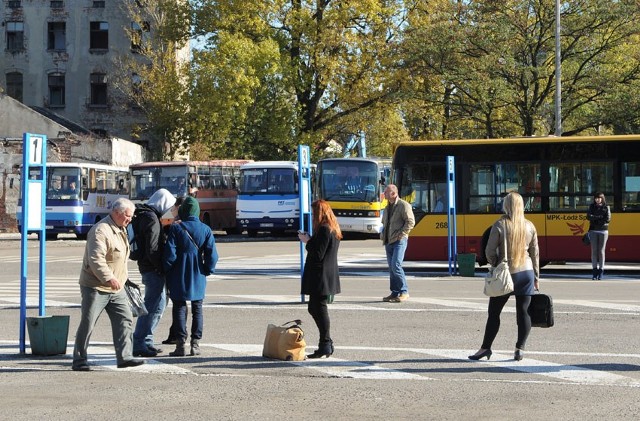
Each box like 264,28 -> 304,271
587,192 -> 611,280
298,200 -> 342,359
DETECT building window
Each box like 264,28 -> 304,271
47,22 -> 66,51
6,72 -> 23,102
90,73 -> 108,106
130,21 -> 150,53
93,1 -> 105,7
48,73 -> 65,107
6,22 -> 25,52
8,1 -> 21,8
89,22 -> 109,50
50,1 -> 63,8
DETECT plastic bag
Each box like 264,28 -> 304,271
124,279 -> 148,317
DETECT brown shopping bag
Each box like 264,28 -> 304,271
262,319 -> 306,361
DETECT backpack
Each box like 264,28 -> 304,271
127,206 -> 151,261
127,212 -> 142,261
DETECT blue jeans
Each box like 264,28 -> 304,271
73,286 -> 134,367
133,271 -> 167,352
172,299 -> 203,343
385,238 -> 408,295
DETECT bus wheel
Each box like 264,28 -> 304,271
225,226 -> 241,235
76,233 -> 87,240
203,213 -> 211,229
247,229 -> 258,238
45,233 -> 58,241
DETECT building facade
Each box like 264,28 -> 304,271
0,0 -> 187,151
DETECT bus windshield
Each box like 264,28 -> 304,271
48,167 -> 82,200
318,160 -> 380,202
240,168 -> 297,194
130,165 -> 190,200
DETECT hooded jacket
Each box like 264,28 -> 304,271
164,197 -> 218,301
135,189 -> 176,273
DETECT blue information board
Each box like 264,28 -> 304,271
19,133 -> 48,354
298,145 -> 312,303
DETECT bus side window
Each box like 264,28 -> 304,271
88,169 -> 97,193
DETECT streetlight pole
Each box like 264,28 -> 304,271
555,0 -> 562,136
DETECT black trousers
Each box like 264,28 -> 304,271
481,294 -> 532,350
307,295 -> 331,344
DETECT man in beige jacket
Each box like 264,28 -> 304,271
381,184 -> 415,302
72,198 -> 144,371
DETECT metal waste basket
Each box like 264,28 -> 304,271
457,253 -> 477,277
26,315 -> 70,356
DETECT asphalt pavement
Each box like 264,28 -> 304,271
1,235 -> 639,420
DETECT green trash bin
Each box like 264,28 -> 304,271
457,253 -> 477,277
26,315 -> 70,356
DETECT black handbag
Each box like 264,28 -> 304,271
582,232 -> 591,246
528,292 -> 554,328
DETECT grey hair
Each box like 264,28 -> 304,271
112,197 -> 135,213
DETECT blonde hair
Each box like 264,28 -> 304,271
312,200 -> 343,240
501,192 -> 527,268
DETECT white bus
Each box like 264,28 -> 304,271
17,162 -> 130,240
236,161 -> 302,237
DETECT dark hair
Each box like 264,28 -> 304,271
593,191 -> 606,204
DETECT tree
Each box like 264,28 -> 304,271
401,0 -> 640,138
190,0 -> 410,159
113,0 -> 192,160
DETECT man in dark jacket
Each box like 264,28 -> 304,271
132,188 -> 177,357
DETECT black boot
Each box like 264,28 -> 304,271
307,340 -> 333,359
169,341 -> 186,357
597,269 -> 603,280
190,339 -> 201,356
592,268 -> 598,280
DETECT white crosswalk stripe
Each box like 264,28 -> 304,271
5,340 -> 638,387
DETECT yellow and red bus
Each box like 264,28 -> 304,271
392,135 -> 640,264
129,160 -> 251,233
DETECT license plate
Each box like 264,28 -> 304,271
259,223 -> 274,227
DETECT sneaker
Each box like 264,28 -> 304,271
389,293 -> 410,302
382,294 -> 397,302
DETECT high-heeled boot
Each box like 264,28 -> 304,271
514,348 -> 524,361
308,340 -> 333,359
190,339 -> 201,356
592,268 -> 599,280
597,269 -> 603,280
169,340 -> 186,357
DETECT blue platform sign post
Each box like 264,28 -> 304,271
298,145 -> 312,303
446,156 -> 458,275
19,133 -> 48,354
